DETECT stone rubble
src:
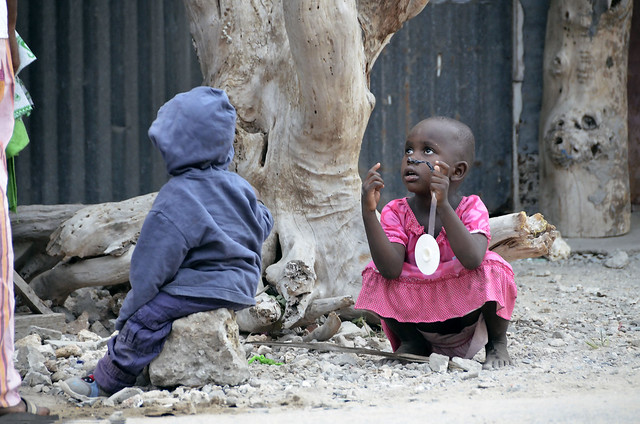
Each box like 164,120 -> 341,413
11,251 -> 640,419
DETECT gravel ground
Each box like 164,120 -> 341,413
13,249 -> 640,423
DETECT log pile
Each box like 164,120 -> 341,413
10,195 -> 559,333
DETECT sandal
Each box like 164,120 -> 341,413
0,397 -> 50,416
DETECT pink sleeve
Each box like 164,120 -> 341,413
380,201 -> 408,246
459,195 -> 491,242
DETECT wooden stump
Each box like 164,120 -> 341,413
539,0 -> 632,237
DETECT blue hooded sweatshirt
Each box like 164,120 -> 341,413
116,87 -> 273,330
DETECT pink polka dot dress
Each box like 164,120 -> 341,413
355,195 -> 517,352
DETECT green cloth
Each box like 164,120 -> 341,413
6,118 -> 29,212
5,32 -> 37,212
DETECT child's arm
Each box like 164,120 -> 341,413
431,162 -> 487,269
362,163 -> 405,279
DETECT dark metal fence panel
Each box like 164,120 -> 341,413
518,0 -> 550,213
15,0 -> 202,205
360,0 -> 514,214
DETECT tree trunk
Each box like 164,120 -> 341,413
183,0 -> 430,327
539,0 -> 632,237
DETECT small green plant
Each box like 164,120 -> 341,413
248,354 -> 283,365
351,316 -> 367,327
585,330 -> 609,349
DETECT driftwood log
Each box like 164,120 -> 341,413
11,195 -> 558,331
489,212 -> 558,262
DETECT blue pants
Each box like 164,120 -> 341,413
94,291 -> 245,394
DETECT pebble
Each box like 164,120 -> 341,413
604,250 -> 629,269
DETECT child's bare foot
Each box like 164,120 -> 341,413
483,339 -> 512,369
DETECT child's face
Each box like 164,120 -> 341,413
401,119 -> 461,194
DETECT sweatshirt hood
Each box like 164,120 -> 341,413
148,86 -> 237,175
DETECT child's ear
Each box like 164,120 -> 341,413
450,161 -> 469,182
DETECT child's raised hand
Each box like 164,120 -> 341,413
362,163 -> 384,212
430,161 -> 450,206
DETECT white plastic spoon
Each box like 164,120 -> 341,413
415,192 -> 440,275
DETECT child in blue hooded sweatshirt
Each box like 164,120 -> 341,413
61,86 -> 273,399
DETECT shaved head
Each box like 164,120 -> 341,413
424,116 -> 475,165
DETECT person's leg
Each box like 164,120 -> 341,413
382,318 -> 432,356
92,293 -> 244,395
481,301 -> 512,369
0,38 -> 45,414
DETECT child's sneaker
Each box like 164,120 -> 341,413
60,375 -> 110,400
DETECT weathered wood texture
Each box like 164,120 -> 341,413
183,0 -> 430,328
13,271 -> 53,314
10,204 -> 85,242
539,0 -> 633,237
488,212 -> 558,262
628,0 -> 640,205
46,193 -> 156,260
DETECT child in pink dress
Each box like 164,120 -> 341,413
355,116 -> 517,369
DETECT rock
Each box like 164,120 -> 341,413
22,370 -> 52,387
104,387 -> 144,407
44,359 -> 58,373
548,339 -> 566,347
604,250 -> 629,269
547,236 -> 571,261
256,345 -> 272,356
333,334 -> 355,348
449,357 -> 482,374
89,320 -> 111,338
120,394 -> 143,408
149,309 -> 249,387
65,311 -> 90,335
55,344 -> 83,358
45,339 -> 101,351
335,321 -> 368,339
65,288 -> 116,325
429,353 -> 449,373
15,334 -> 42,348
28,326 -> 63,341
77,329 -> 102,342
330,353 -> 360,367
15,346 -> 50,378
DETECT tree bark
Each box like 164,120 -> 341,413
10,204 -> 85,243
29,249 -> 133,306
46,193 -> 156,260
183,0 -> 429,327
488,212 -> 558,262
539,0 -> 632,237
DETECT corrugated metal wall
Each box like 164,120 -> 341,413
15,0 -> 202,205
360,0 -> 514,214
15,0 -> 542,214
